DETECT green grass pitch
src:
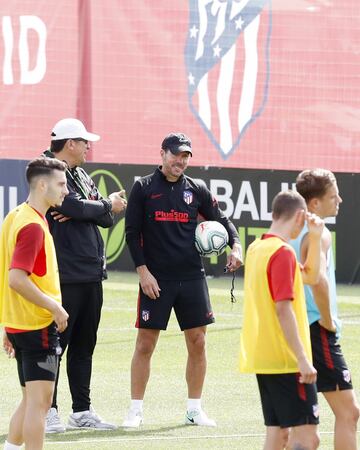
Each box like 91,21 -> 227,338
0,272 -> 359,449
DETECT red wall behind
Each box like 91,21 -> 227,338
0,0 -> 359,172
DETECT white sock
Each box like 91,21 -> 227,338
130,399 -> 143,412
187,398 -> 201,411
4,441 -> 22,450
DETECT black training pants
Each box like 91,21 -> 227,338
51,281 -> 103,413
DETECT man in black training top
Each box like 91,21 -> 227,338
123,132 -> 243,428
43,118 -> 127,432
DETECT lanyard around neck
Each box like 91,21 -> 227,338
67,168 -> 90,199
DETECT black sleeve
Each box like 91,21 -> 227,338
197,181 -> 240,248
125,180 -> 146,268
53,186 -> 114,229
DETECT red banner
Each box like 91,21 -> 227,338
0,0 -> 359,172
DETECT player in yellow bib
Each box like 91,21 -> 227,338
239,190 -> 324,450
1,157 -> 69,450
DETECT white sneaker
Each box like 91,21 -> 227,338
67,406 -> 118,430
185,409 -> 217,427
45,407 -> 66,433
122,409 -> 143,428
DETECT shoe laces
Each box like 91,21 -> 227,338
47,411 -> 62,425
72,413 -> 101,427
89,406 -> 104,422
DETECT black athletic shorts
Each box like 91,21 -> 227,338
136,278 -> 215,331
256,373 -> 319,428
7,322 -> 61,386
310,321 -> 353,392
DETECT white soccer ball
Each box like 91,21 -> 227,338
195,221 -> 229,258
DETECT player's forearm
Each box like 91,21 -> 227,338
312,274 -> 333,324
276,301 -> 309,364
302,234 -> 321,285
9,269 -> 59,314
231,242 -> 243,260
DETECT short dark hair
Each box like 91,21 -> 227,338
50,139 -> 68,153
272,190 -> 306,221
296,169 -> 336,203
26,157 -> 67,184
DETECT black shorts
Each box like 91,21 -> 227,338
7,322 -> 61,387
136,278 -> 215,331
256,373 -> 319,428
310,321 -> 353,392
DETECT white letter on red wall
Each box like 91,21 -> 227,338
19,15 -> 46,84
2,15 -> 46,85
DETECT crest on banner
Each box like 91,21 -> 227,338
185,0 -> 272,159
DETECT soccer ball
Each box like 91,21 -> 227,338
195,221 -> 229,258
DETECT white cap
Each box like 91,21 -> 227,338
51,118 -> 100,142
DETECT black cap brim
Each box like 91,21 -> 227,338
169,144 -> 192,156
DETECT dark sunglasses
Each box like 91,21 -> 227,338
72,138 -> 89,145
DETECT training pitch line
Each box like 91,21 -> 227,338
47,430 -> 348,446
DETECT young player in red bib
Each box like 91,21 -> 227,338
240,190 -> 324,450
1,157 -> 69,450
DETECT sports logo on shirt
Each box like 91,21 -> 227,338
150,193 -> 163,199
155,210 -> 190,222
183,190 -> 193,204
142,310 -> 150,322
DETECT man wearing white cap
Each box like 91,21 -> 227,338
43,118 -> 127,432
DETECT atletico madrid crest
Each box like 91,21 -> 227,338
183,190 -> 193,204
185,0 -> 272,159
142,310 -> 150,322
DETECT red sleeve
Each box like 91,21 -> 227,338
267,246 -> 296,302
11,223 -> 46,276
